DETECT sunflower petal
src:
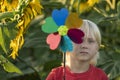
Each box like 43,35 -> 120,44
52,8 -> 69,26
42,17 -> 58,33
65,13 -> 83,29
46,33 -> 61,50
60,36 -> 73,52
67,29 -> 84,44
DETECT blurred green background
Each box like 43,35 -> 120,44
0,0 -> 120,80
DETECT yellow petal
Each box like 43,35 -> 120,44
0,0 -> 18,12
87,0 -> 99,7
79,2 -> 90,13
9,51 -> 18,59
65,13 -> 83,29
19,35 -> 24,49
10,39 -> 19,59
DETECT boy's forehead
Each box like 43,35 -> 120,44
80,25 -> 96,39
84,31 -> 95,39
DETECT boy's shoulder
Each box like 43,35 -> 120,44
91,65 -> 105,72
91,65 -> 107,77
51,66 -> 64,72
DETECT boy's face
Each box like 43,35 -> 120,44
70,30 -> 99,62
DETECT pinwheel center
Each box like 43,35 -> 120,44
57,25 -> 68,36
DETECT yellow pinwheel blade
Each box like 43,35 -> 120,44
65,13 -> 83,29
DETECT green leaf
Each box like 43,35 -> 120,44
6,21 -> 18,39
0,55 -> 23,74
2,26 -> 12,50
98,51 -> 120,79
114,76 -> 120,80
2,62 -> 23,74
43,59 -> 61,72
0,11 -> 19,20
3,26 -> 10,38
117,1 -> 120,19
0,27 -> 7,53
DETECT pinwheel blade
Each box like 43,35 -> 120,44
60,36 -> 73,52
47,33 -> 61,50
52,8 -> 69,26
65,13 -> 83,29
42,17 -> 58,33
67,29 -> 84,44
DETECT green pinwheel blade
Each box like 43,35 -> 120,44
42,17 -> 58,33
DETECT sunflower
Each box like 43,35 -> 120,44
87,0 -> 99,7
73,0 -> 99,13
1,0 -> 43,59
0,0 -> 18,12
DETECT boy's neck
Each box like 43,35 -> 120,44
67,59 -> 90,73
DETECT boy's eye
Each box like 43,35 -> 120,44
89,40 -> 94,43
88,39 -> 96,43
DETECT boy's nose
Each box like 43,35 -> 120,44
80,41 -> 88,49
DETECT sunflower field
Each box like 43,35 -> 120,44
0,0 -> 120,80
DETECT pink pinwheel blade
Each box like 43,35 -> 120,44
46,33 -> 61,50
67,29 -> 84,44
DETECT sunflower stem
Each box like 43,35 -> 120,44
77,0 -> 81,14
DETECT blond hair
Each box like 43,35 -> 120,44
81,20 -> 101,65
81,20 -> 101,46
66,19 -> 101,65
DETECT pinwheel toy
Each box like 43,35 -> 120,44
41,8 -> 84,80
42,8 -> 84,52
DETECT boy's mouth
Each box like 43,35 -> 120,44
80,51 -> 88,54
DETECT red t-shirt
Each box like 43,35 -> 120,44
46,65 -> 108,80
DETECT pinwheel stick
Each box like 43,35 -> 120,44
63,52 -> 66,80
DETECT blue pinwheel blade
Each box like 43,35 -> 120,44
52,8 -> 69,26
60,36 -> 73,52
